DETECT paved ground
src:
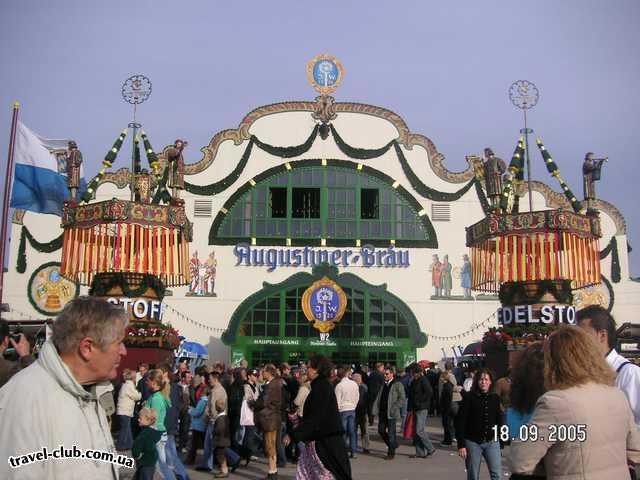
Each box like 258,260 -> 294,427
126,417 -> 513,480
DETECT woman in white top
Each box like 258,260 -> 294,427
115,368 -> 142,450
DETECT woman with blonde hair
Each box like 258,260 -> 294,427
510,326 -> 640,479
116,368 -> 142,451
145,369 -> 176,480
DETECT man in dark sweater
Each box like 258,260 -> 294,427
367,363 -> 385,426
408,365 -> 436,458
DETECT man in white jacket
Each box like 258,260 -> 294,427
335,366 -> 360,458
0,296 -> 128,480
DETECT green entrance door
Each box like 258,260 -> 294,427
222,265 -> 427,367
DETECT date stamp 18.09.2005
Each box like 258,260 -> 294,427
493,424 -> 587,443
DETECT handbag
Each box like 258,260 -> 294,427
240,399 -> 255,426
403,411 -> 416,439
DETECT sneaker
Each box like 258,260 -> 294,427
384,454 -> 395,461
214,473 -> 229,479
426,450 -> 436,458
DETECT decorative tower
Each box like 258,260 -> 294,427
59,75 -> 191,369
466,82 -> 602,377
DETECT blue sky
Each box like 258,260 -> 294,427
1,1 -> 639,275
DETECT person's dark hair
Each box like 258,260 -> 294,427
470,367 -> 495,394
233,368 -> 246,384
309,355 -> 333,378
209,370 -> 220,381
510,342 -> 545,414
384,365 -> 396,376
201,372 -> 210,385
194,365 -> 208,376
337,365 -> 352,379
576,305 -> 617,350
180,371 -> 190,380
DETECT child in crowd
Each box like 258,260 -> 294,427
186,386 -> 210,464
132,407 -> 162,480
213,398 -> 231,478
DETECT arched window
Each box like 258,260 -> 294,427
210,161 -> 437,247
238,285 -> 411,340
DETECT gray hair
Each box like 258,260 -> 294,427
52,296 -> 128,353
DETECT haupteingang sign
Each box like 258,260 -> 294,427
233,243 -> 410,272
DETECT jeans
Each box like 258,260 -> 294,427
464,440 -> 501,480
155,432 -> 177,480
378,416 -> 397,454
199,422 -> 241,470
356,412 -> 369,450
442,410 -> 455,444
199,423 -> 214,470
178,411 -> 191,450
413,409 -> 435,456
115,415 -> 133,450
340,410 -> 357,454
165,434 -> 190,480
136,465 -> 156,480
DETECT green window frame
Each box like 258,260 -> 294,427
216,164 -> 431,244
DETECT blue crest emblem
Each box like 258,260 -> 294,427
306,54 -> 345,95
302,277 -> 347,336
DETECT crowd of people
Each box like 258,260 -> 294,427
0,297 -> 639,480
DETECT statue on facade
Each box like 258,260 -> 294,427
441,255 -> 453,297
460,254 -> 472,299
483,148 -> 506,210
582,152 -> 607,204
133,169 -> 153,203
430,254 -> 443,297
66,140 -> 83,202
167,139 -> 187,199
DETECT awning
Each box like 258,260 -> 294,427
177,341 -> 208,359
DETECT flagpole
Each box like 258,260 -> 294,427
0,101 -> 20,310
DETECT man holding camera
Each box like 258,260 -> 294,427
0,321 -> 33,388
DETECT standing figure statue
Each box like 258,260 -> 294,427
582,152 -> 607,205
203,251 -> 217,297
460,254 -> 472,299
66,140 -> 83,202
189,251 -> 200,294
441,255 -> 453,297
483,148 -> 506,210
167,139 -> 187,199
431,254 -> 443,297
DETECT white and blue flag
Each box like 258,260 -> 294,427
10,122 -> 86,216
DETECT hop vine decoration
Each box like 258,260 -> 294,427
536,137 -> 583,213
79,129 -> 128,204
141,130 -> 161,179
500,137 -> 525,213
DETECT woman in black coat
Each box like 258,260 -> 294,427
284,355 -> 351,480
455,368 -> 503,480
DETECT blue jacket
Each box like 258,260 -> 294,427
189,396 -> 209,432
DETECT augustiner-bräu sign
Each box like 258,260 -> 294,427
497,305 -> 577,325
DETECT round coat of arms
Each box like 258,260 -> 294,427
301,277 -> 348,334
28,262 -> 80,316
306,54 -> 345,95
